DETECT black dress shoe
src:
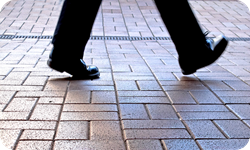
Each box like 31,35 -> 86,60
179,34 -> 229,75
47,58 -> 100,79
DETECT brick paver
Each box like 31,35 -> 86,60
0,0 -> 250,149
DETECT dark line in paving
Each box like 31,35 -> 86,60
0,35 -> 249,41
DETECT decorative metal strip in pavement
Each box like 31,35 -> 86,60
0,35 -> 250,41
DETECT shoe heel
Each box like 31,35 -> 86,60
47,58 -> 64,73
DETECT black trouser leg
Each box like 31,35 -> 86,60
51,0 -> 102,60
154,0 -> 206,56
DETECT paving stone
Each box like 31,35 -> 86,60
0,91 -> 16,104
124,129 -> 191,140
0,112 -> 29,120
179,112 -> 238,120
163,139 -> 200,150
56,121 -> 88,140
30,104 -> 61,121
214,120 -> 250,138
184,120 -> 225,139
137,81 -> 162,90
219,96 -> 250,104
120,104 -> 149,120
223,80 -> 250,91
0,129 -> 21,150
38,97 -> 64,104
65,91 -> 90,103
0,85 -> 43,91
15,91 -> 65,98
174,105 -> 229,112
127,140 -> 163,150
197,139 -> 249,150
91,121 -> 123,140
44,80 -> 69,91
227,105 -> 250,119
147,104 -> 179,119
16,141 -> 52,150
54,140 -> 126,150
115,81 -> 139,91
0,121 -> 57,130
63,104 -> 117,112
69,85 -> 115,91
21,130 -> 55,140
167,91 -> 197,104
118,91 -> 166,97
23,76 -> 48,86
5,98 -> 37,112
91,91 -> 117,103
61,112 -> 119,121
119,96 -> 170,104
122,120 -> 185,129
215,91 -> 250,97
190,91 -> 222,104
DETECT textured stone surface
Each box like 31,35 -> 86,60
0,0 -> 250,149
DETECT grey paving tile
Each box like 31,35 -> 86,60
197,139 -> 249,150
119,96 -> 170,104
163,139 -> 200,150
124,129 -> 191,140
122,120 -> 185,129
184,120 -> 226,139
127,140 -> 163,150
56,121 -> 88,140
0,130 -> 21,150
214,120 -> 250,138
61,112 -> 119,121
91,121 -> 123,140
179,112 -> 238,120
120,104 -> 149,120
54,140 -> 126,150
227,105 -> 250,119
147,104 -> 179,119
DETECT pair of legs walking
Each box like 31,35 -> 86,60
48,0 -> 228,78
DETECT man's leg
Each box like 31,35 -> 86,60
154,0 -> 228,75
51,0 -> 102,59
48,0 -> 102,78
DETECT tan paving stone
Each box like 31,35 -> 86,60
16,141 -> 53,150
91,121 -> 123,140
0,112 -> 29,120
21,130 -> 55,140
30,104 -> 61,121
92,91 -> 117,103
0,91 -> 16,104
54,140 -> 126,150
63,104 -> 117,112
0,129 -> 21,150
0,121 -> 57,129
61,112 -> 119,121
5,98 -> 37,112
56,121 -> 88,140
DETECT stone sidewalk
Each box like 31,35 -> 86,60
0,0 -> 250,149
